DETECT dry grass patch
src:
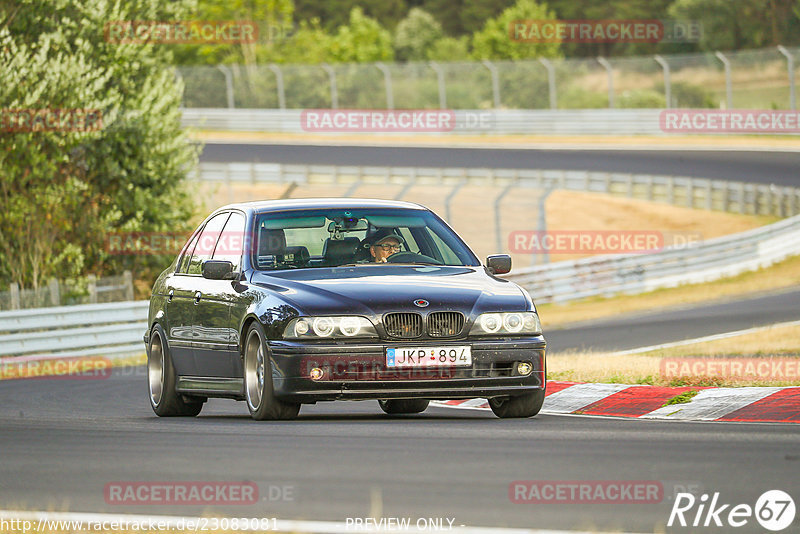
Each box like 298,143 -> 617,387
548,322 -> 800,387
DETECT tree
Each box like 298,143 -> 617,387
471,0 -> 561,60
328,7 -> 394,63
0,0 -> 198,291
173,0 -> 295,65
394,8 -> 443,61
415,0 -> 516,37
669,0 -> 800,51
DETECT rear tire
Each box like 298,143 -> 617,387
489,389 -> 545,419
244,323 -> 300,421
147,325 -> 203,417
378,399 -> 430,415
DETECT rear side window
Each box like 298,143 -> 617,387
187,212 -> 230,275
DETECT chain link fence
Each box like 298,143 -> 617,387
178,46 -> 800,111
0,272 -> 135,311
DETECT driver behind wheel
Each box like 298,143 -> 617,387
367,229 -> 405,263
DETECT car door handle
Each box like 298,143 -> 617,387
194,291 -> 202,304
167,289 -> 174,302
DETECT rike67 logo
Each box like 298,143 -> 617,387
668,490 -> 795,531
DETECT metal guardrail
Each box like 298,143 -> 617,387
1,168 -> 798,359
190,163 -> 800,217
506,213 -> 800,303
0,301 -> 148,359
183,108 -> 677,135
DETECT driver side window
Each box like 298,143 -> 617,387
187,212 -> 230,275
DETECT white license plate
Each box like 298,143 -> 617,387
386,346 -> 472,368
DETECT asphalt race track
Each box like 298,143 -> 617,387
1,372 -> 798,533
199,143 -> 800,186
1,146 -> 798,533
544,288 -> 800,353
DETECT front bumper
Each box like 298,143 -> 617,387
268,337 -> 546,402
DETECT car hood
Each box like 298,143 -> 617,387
249,265 -> 529,317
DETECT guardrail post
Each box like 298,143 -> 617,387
48,278 -> 60,306
444,180 -> 466,224
481,60 -> 501,108
714,51 -> 733,109
654,55 -> 671,107
667,177 -> 675,204
534,182 -> 558,265
394,180 -> 414,200
429,61 -> 447,109
597,57 -> 614,108
123,270 -> 134,301
268,64 -> 286,110
686,179 -> 693,208
705,180 -> 713,210
738,182 -> 746,214
494,179 -> 516,253
538,58 -> 557,110
9,283 -> 20,310
216,65 -> 235,109
721,182 -> 730,212
87,275 -> 97,304
777,46 -> 796,110
375,62 -> 394,109
321,64 -> 338,109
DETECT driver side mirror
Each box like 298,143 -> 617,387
202,260 -> 235,280
486,254 -> 511,275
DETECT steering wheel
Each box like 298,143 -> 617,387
386,251 -> 443,265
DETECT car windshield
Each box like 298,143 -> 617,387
252,207 -> 480,270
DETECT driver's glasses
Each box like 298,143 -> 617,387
377,244 -> 401,251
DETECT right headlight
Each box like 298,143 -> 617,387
469,312 -> 542,336
283,316 -> 378,339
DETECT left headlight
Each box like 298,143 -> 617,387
469,312 -> 542,336
283,316 -> 378,339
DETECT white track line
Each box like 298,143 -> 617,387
0,510 -> 637,534
613,319 -> 800,356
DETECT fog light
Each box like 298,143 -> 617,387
517,362 -> 533,376
309,367 -> 324,380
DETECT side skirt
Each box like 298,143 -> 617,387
176,376 -> 244,399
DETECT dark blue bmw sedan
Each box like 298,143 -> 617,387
145,199 -> 546,420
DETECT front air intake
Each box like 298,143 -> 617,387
383,312 -> 423,338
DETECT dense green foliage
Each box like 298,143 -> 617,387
0,0 -> 198,290
173,0 -> 800,66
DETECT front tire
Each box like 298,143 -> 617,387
489,389 -> 545,419
147,325 -> 203,417
378,399 -> 430,415
244,323 -> 300,421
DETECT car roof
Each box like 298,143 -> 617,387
215,198 -> 428,215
